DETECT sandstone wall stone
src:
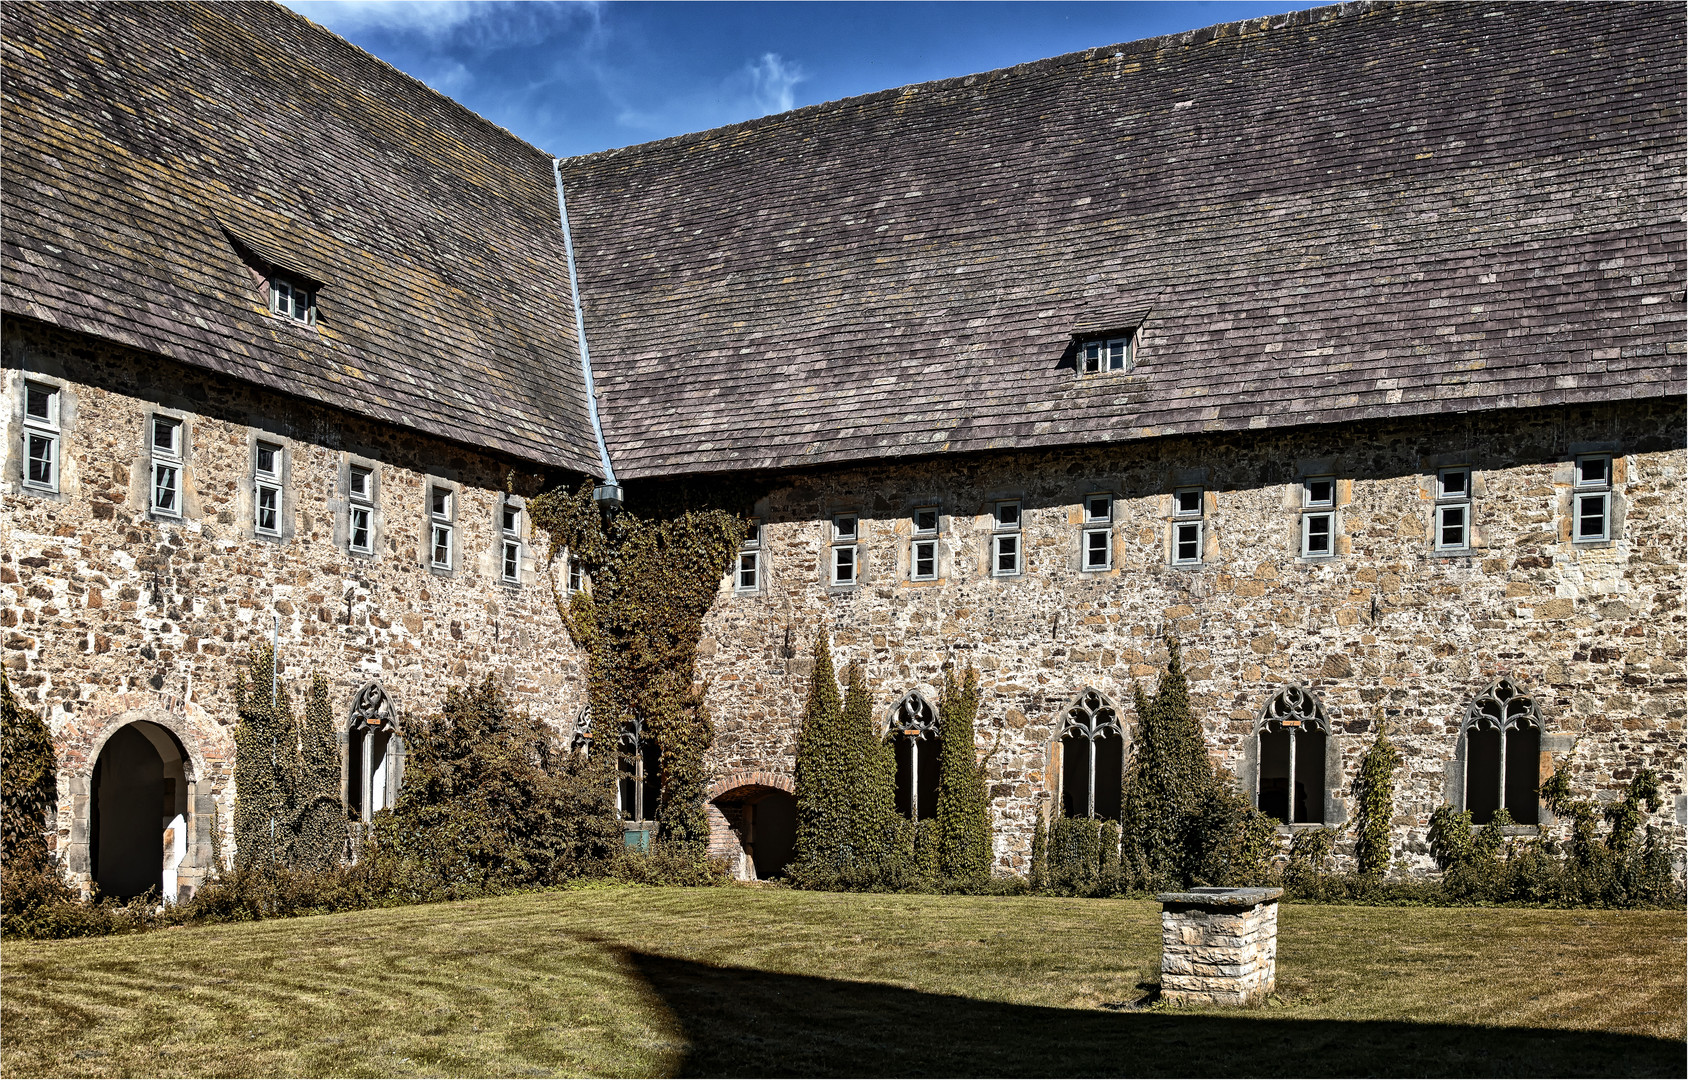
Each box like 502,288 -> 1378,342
694,398 -> 1686,876
2,323 -> 589,887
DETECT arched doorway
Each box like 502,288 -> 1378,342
91,720 -> 191,902
707,774 -> 797,880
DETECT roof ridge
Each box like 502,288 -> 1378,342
259,0 -> 562,162
559,0 -> 1374,164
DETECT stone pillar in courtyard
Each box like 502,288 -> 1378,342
1156,886 -> 1283,1006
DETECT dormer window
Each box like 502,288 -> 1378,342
270,275 -> 316,324
1080,333 -> 1134,375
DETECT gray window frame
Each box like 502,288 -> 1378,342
735,518 -> 762,594
1299,475 -> 1336,558
427,483 -> 456,573
910,505 -> 940,582
991,500 -> 1022,578
1434,466 -> 1472,552
21,380 -> 61,494
347,463 -> 377,556
148,413 -> 184,519
831,514 -> 859,587
1572,454 -> 1612,543
1172,486 -> 1204,567
499,496 -> 524,586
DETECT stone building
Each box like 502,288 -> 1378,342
2,1 -> 1682,892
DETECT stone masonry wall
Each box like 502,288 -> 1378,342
2,321 -> 589,885
695,398 -> 1686,877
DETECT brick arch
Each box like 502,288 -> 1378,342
706,769 -> 793,802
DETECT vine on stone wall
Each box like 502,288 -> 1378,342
528,484 -> 744,849
232,648 -> 344,870
791,634 -> 852,881
934,664 -> 994,882
1350,717 -> 1402,877
1,670 -> 55,873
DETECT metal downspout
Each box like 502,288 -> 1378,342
552,158 -> 620,501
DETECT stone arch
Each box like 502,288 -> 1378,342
888,691 -> 940,821
75,706 -> 212,902
1046,685 -> 1128,822
345,681 -> 403,827
1241,684 -> 1345,827
706,770 -> 796,881
1450,677 -> 1544,825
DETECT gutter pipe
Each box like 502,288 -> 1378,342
552,157 -> 621,506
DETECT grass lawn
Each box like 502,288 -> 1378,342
2,886 -> 1682,1078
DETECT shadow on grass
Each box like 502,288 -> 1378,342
608,946 -> 1678,1078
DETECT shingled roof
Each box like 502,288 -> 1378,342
558,1 -> 1686,480
1,1 -> 601,474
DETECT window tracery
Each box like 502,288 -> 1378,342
347,681 -> 402,825
1256,684 -> 1330,825
892,692 -> 939,821
1462,678 -> 1542,825
1061,688 -> 1124,820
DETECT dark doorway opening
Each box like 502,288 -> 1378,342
91,721 -> 189,902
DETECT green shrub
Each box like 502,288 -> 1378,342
790,634 -> 852,885
386,675 -> 621,887
1028,805 -> 1049,892
934,664 -> 993,882
1282,827 -> 1337,900
1,670 -> 55,873
1121,639 -> 1278,889
1351,720 -> 1401,877
1046,814 -> 1100,894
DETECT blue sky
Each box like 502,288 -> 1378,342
282,1 -> 1325,158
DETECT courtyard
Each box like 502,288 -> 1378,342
1,887 -> 1681,1078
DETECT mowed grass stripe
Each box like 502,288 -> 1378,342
3,887 -> 1682,1078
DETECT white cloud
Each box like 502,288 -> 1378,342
283,1 -> 598,49
743,52 -> 806,116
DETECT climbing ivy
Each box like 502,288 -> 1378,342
233,644 -> 299,868
1028,803 -> 1049,891
934,664 -> 993,881
1351,718 -> 1402,877
529,484 -> 744,850
842,662 -> 902,883
790,634 -> 852,882
1,669 -> 55,872
231,649 -> 347,871
1046,813 -> 1100,894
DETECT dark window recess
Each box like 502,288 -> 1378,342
892,693 -> 940,820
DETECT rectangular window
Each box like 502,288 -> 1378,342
1174,521 -> 1203,565
429,485 -> 453,571
348,465 -> 374,555
270,276 -> 315,324
1081,334 -> 1134,374
912,540 -> 937,580
1083,494 -> 1113,524
911,506 -> 939,581
992,501 -> 1022,577
832,543 -> 857,586
150,416 -> 182,517
1573,455 -> 1612,543
736,519 -> 761,592
253,441 -> 283,536
500,501 -> 522,584
1083,528 -> 1111,570
1171,486 -> 1204,566
831,515 -> 859,586
1435,467 -> 1471,552
1301,476 -> 1335,558
568,556 -> 584,593
21,381 -> 60,492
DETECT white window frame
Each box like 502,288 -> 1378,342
991,500 -> 1022,578
736,519 -> 762,593
500,500 -> 523,585
911,506 -> 940,582
253,440 -> 283,537
1434,467 -> 1472,552
1573,455 -> 1612,544
831,515 -> 859,587
1300,476 -> 1335,558
21,381 -> 60,493
348,465 -> 375,555
1171,486 -> 1204,567
270,275 -> 316,325
1081,494 -> 1112,572
1080,333 -> 1135,375
429,485 -> 454,572
567,554 -> 585,594
149,415 -> 183,518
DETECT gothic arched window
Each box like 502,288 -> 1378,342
1462,678 -> 1541,825
891,692 -> 940,821
1061,689 -> 1123,820
347,681 -> 403,824
1256,684 -> 1330,825
617,717 -> 660,824
571,705 -> 593,754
